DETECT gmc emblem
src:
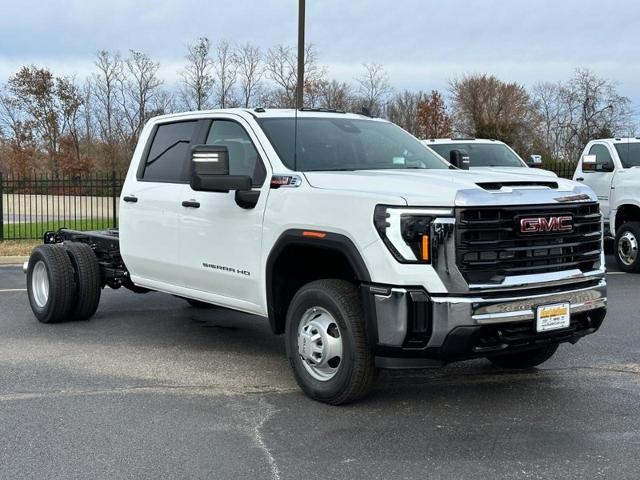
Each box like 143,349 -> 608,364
519,216 -> 573,234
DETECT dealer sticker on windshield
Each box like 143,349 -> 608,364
536,302 -> 570,332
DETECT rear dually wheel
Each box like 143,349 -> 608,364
26,244 -> 76,324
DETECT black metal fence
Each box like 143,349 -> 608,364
541,160 -> 579,179
0,171 -> 125,241
0,161 -> 579,242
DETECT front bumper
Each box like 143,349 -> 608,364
362,278 -> 607,368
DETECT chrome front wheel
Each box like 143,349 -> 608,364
297,307 -> 343,381
617,230 -> 638,266
285,279 -> 376,405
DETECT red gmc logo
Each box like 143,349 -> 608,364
520,216 -> 573,234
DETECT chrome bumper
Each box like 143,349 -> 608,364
428,278 -> 606,347
368,278 -> 606,349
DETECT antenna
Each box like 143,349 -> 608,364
294,0 -> 305,172
296,0 -> 305,111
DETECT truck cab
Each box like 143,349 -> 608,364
574,138 -> 640,271
25,109 -> 607,404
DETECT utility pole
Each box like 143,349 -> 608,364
296,0 -> 305,110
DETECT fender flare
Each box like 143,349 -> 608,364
265,229 -> 371,334
612,200 -> 640,233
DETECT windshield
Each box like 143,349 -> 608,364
258,117 -> 448,171
614,142 -> 640,168
426,142 -> 525,167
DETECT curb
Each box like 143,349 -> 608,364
0,256 -> 29,265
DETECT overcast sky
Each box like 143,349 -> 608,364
1,0 -> 639,109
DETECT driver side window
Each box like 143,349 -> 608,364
587,144 -> 613,171
206,120 -> 267,186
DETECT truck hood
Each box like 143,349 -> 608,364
470,166 -> 558,178
304,169 -> 595,207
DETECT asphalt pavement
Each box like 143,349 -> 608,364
0,257 -> 638,479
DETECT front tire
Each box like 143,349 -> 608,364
26,244 -> 76,324
615,222 -> 640,272
285,279 -> 376,405
487,344 -> 558,369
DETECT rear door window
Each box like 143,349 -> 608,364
141,121 -> 198,182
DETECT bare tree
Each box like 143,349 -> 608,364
179,37 -> 215,110
264,43 -> 325,108
356,63 -> 392,116
236,43 -> 263,108
79,80 -> 94,143
92,50 -> 123,144
569,68 -> 632,145
316,79 -> 355,111
0,87 -> 28,147
154,89 -> 178,116
118,50 -> 163,151
56,76 -> 84,162
214,40 -> 238,108
386,90 -> 428,137
532,69 -> 632,160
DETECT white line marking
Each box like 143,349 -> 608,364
607,272 -> 627,275
0,288 -> 27,292
254,398 -> 281,480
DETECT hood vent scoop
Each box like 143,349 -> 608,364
477,181 -> 558,191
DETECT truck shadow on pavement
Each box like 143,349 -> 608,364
4,282 -> 635,407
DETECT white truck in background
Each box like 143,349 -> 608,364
574,138 -> 640,272
422,138 -> 556,177
24,108 -> 607,404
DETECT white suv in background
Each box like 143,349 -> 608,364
423,138 -> 556,177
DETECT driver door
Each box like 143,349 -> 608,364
178,116 -> 270,311
578,143 -> 616,220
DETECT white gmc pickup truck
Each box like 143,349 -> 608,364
574,138 -> 640,272
25,109 -> 607,404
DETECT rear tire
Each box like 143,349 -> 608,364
64,243 -> 102,320
488,344 -> 558,369
615,222 -> 640,272
26,244 -> 76,324
285,279 -> 376,405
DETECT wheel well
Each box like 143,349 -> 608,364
615,204 -> 640,233
267,243 -> 367,335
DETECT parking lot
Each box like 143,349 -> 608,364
0,257 -> 638,480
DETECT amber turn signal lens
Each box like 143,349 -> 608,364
302,230 -> 327,239
421,235 -> 430,262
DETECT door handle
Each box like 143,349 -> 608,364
576,177 -> 584,182
123,196 -> 138,203
182,200 -> 200,208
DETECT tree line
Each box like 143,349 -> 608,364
0,37 -> 635,176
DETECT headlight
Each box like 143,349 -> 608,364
374,205 -> 452,264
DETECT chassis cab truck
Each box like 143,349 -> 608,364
574,138 -> 640,272
25,109 -> 607,404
